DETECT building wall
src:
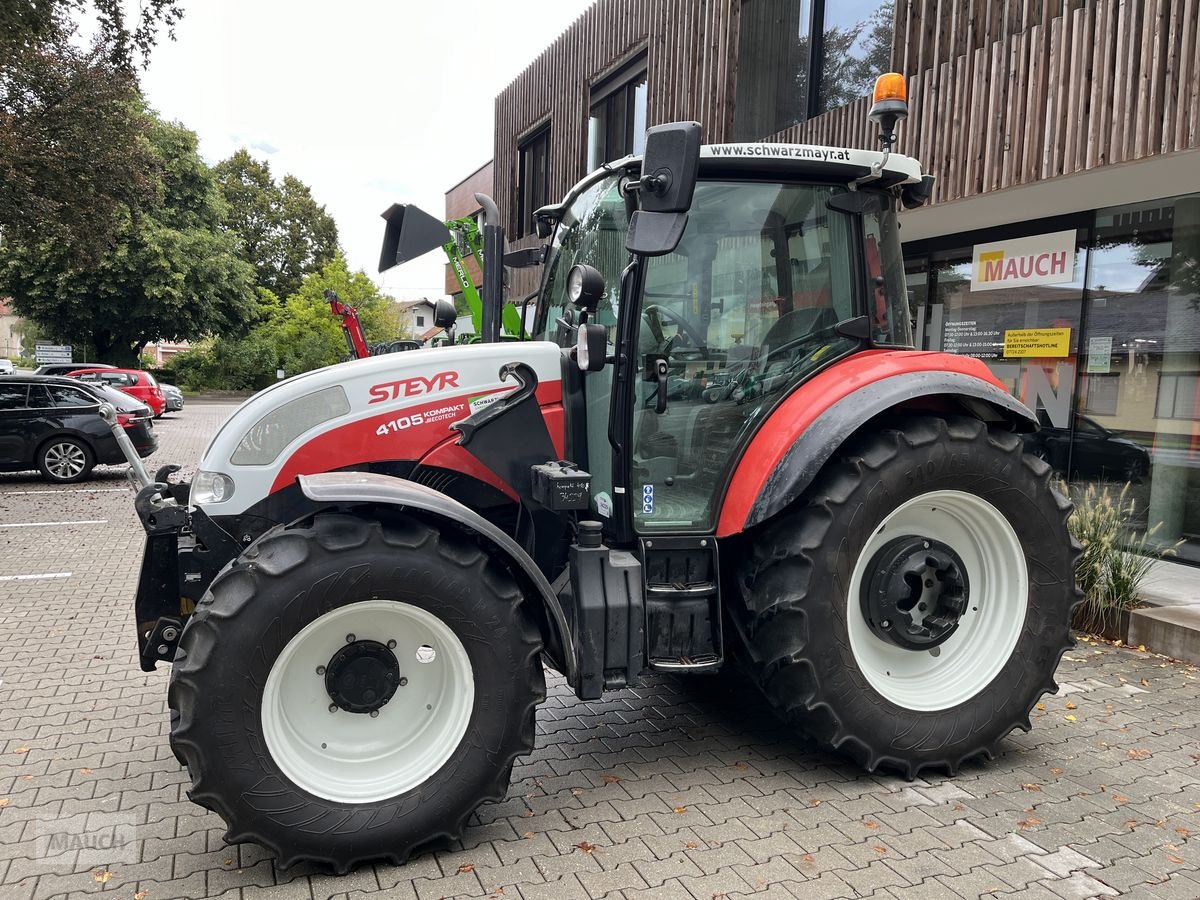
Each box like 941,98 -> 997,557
444,161 -> 494,297
490,0 -> 1199,294
0,299 -> 23,359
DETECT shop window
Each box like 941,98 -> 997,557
587,55 -> 647,171
1155,372 -> 1199,420
733,0 -> 894,139
1085,194 -> 1200,563
516,125 -> 551,238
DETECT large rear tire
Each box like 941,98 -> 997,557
168,512 -> 544,871
729,415 -> 1080,778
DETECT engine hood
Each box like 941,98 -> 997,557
194,341 -> 564,516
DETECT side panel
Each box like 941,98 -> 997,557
195,342 -> 564,516
716,351 -> 1036,537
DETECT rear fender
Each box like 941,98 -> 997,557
717,354 -> 1037,537
297,471 -> 576,684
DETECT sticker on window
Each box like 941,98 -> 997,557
641,484 -> 654,515
595,492 -> 613,518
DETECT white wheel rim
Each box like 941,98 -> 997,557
261,600 -> 474,803
847,490 -> 1028,711
46,442 -> 86,478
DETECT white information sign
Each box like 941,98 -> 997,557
1087,336 -> 1113,374
35,343 -> 73,364
971,230 -> 1077,292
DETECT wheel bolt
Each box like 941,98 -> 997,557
387,639 -> 397,649
922,541 -> 930,549
346,633 -> 356,643
881,619 -> 891,629
399,677 -> 409,687
316,665 -> 325,675
162,627 -> 178,641
370,710 -> 379,718
328,703 -> 337,713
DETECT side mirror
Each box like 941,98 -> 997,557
626,121 -> 702,258
434,298 -> 456,329
378,203 -> 453,273
576,323 -> 608,372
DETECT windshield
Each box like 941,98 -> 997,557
534,175 -> 630,345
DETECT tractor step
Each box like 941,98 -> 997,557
642,536 -> 722,671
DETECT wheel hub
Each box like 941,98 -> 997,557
324,639 -> 401,713
861,535 -> 970,650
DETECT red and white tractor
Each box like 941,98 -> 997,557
115,75 -> 1078,871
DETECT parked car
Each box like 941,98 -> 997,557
68,367 -> 167,418
1024,411 -> 1151,482
0,360 -> 14,375
160,382 -> 184,413
33,362 -> 115,377
0,375 -> 157,483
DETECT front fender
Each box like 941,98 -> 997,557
297,471 -> 576,684
717,353 -> 1037,537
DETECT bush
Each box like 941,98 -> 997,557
167,335 -> 277,392
1067,481 -> 1179,634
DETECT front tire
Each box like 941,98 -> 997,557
168,512 -> 545,871
730,415 -> 1080,777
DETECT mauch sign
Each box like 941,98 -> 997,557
970,230 -> 1076,292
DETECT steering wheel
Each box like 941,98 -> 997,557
762,323 -> 842,369
643,304 -> 707,351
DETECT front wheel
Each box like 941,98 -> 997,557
730,415 -> 1080,777
168,512 -> 545,871
38,437 -> 94,483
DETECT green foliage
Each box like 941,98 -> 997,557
167,254 -> 398,391
0,112 -> 257,367
1,1 -> 183,260
1067,481 -> 1180,634
213,150 -> 339,299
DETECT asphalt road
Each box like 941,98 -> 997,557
0,402 -> 1197,899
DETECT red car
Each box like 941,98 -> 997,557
68,368 -> 167,417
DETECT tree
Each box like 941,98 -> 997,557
213,150 -> 339,299
256,253 -> 393,376
0,113 -> 257,366
1,1 -> 183,262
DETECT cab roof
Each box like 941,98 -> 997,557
546,143 -> 924,222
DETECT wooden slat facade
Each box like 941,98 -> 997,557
490,0 -> 1200,294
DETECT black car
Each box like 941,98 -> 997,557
1024,411 -> 1151,482
0,375 -> 157,483
33,362 -> 116,377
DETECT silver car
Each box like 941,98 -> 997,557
161,382 -> 184,413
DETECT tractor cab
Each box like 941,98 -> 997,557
532,142 -> 923,543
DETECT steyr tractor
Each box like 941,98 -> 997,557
112,74 -> 1079,871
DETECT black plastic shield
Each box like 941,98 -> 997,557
378,203 -> 453,273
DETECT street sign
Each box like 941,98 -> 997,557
35,343 -> 73,364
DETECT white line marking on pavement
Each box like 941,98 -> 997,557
0,572 -> 72,582
0,488 -> 126,496
0,519 -> 109,528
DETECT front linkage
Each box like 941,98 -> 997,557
100,403 -> 233,671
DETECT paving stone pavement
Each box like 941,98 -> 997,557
1,401 -> 1198,900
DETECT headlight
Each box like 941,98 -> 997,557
191,470 -> 235,505
230,385 -> 350,466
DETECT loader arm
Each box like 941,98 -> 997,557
324,288 -> 371,359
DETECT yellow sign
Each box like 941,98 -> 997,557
1002,327 -> 1072,358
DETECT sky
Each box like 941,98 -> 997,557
136,0 -> 597,300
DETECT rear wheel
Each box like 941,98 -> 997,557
168,512 -> 544,871
730,415 -> 1080,777
38,437 -> 94,483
